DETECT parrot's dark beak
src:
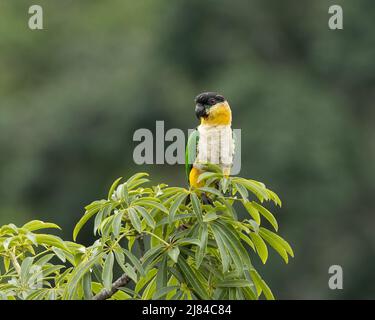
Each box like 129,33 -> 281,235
195,103 -> 207,119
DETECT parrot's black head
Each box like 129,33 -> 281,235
194,92 -> 226,119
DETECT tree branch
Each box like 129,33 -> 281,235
92,273 -> 131,300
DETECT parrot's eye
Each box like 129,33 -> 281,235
208,98 -> 216,105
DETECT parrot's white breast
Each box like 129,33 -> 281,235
195,124 -> 234,170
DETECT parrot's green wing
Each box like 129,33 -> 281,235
185,129 -> 199,183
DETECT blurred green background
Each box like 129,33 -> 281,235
1,0 -> 374,299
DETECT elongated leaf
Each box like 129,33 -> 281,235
20,257 -> 33,283
22,220 -> 61,232
234,182 -> 249,201
195,225 -> 208,268
156,255 -> 168,292
197,172 -> 221,184
249,232 -> 268,264
64,253 -> 104,299
112,211 -> 123,237
213,224 -> 244,272
133,200 -> 168,214
259,230 -> 289,263
52,247 -> 66,263
108,177 -> 123,200
123,248 -> 145,276
216,279 -> 253,288
134,205 -> 156,229
168,193 -> 188,224
176,238 -> 201,247
252,202 -> 278,231
215,221 -> 252,269
239,233 -> 255,251
203,212 -> 218,222
191,193 -> 202,222
168,247 -> 180,263
93,208 -> 104,235
35,234 -> 68,251
73,206 -> 101,241
250,269 -> 274,300
128,208 -> 142,233
210,225 -> 230,272
243,201 -> 261,225
82,271 -> 93,299
103,252 -> 114,290
135,268 -> 157,294
153,286 -> 179,300
178,257 -> 209,300
259,227 -> 294,257
126,172 -> 149,185
197,187 -> 224,198
121,263 -> 137,283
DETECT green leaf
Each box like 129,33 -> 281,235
239,233 -> 255,251
250,269 -> 274,300
35,253 -> 55,266
20,257 -> 34,283
191,193 -> 202,223
123,248 -> 145,276
153,286 -> 179,300
135,268 -> 157,294
197,187 -> 224,198
168,193 -> 188,224
82,271 -> 93,299
126,172 -> 149,185
108,177 -> 123,200
234,182 -> 249,201
35,234 -> 68,251
214,221 -> 252,269
121,263 -> 138,283
259,227 -> 294,257
233,178 -> 269,202
112,211 -> 123,237
176,238 -> 201,247
73,206 -> 101,241
168,247 -> 180,263
210,225 -> 230,272
203,212 -> 218,222
178,257 -> 209,300
52,247 -> 66,263
195,225 -> 208,268
197,172 -> 221,184
251,202 -> 278,231
103,252 -> 114,290
22,220 -> 61,232
156,255 -> 168,291
243,201 -> 261,225
133,200 -> 168,214
260,231 -> 289,263
128,208 -> 142,233
249,232 -> 268,264
64,253 -> 104,300
93,208 -> 104,235
216,279 -> 253,288
134,205 -> 156,229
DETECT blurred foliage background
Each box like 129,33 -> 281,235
0,0 -> 374,299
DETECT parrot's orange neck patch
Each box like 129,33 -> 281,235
200,101 -> 232,126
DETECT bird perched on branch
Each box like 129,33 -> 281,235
186,92 -> 235,188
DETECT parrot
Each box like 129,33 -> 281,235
185,92 -> 235,188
